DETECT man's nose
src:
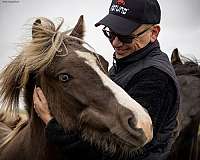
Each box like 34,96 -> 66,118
112,36 -> 123,47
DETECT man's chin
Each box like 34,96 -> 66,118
115,51 -> 132,59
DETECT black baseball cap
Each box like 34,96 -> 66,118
95,0 -> 161,35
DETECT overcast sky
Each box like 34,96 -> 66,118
0,0 -> 200,69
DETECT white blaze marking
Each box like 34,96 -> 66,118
76,50 -> 153,141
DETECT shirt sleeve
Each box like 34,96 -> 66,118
45,118 -> 104,160
45,118 -> 82,148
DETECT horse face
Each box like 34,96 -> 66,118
40,45 -> 152,153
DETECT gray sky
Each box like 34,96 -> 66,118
0,0 -> 200,69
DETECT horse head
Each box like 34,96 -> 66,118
0,16 -> 153,156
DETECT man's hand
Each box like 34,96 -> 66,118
33,87 -> 53,125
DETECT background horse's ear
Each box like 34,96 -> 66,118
32,19 -> 42,39
171,48 -> 183,65
70,15 -> 85,39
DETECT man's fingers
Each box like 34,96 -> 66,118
33,87 -> 41,103
36,87 -> 47,104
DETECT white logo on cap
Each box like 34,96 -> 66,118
110,4 -> 129,15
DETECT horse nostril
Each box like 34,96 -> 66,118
128,117 -> 136,129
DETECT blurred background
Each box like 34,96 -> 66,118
0,0 -> 200,68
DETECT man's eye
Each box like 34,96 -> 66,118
58,73 -> 72,82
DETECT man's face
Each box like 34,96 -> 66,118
107,24 -> 160,59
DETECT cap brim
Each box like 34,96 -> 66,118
95,14 -> 141,35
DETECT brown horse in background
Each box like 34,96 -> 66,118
168,48 -> 200,160
0,16 -> 153,160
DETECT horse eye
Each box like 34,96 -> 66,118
58,73 -> 72,82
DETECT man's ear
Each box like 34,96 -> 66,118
150,25 -> 160,42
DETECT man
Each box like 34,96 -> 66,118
34,0 -> 180,159
94,0 -> 180,159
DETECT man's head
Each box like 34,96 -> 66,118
95,0 -> 161,58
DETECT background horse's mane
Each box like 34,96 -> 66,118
172,48 -> 200,77
178,57 -> 200,76
0,17 -> 86,116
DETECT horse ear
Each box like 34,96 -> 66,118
171,48 -> 183,65
70,15 -> 85,39
32,19 -> 42,39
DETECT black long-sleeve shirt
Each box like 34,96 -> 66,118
45,67 -> 177,160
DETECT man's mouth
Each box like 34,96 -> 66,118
115,48 -> 127,54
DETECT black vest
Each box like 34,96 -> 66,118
108,41 -> 180,160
